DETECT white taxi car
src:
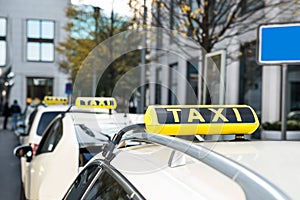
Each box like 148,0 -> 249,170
62,105 -> 299,200
14,97 -> 144,200
17,96 -> 70,192
15,99 -> 42,144
16,96 -> 69,147
25,96 -> 69,151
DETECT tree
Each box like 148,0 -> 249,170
56,4 -> 140,98
129,0 -> 299,104
148,0 -> 298,54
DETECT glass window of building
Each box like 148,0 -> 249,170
26,19 -> 55,62
155,67 -> 162,104
186,59 -> 198,104
168,63 -> 178,105
288,65 -> 300,113
0,18 -> 7,66
27,77 -> 53,101
239,42 -> 262,120
241,0 -> 264,14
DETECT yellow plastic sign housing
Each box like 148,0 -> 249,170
75,97 -> 117,109
43,96 -> 68,105
144,105 -> 259,135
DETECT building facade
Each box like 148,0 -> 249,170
149,0 -> 300,124
0,0 -> 70,109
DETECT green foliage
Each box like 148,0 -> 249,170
262,120 -> 300,130
97,50 -> 141,97
56,4 -> 138,97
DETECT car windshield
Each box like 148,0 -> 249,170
75,123 -> 123,167
75,123 -> 125,146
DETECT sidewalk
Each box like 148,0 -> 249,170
0,115 -> 11,130
0,117 -> 21,200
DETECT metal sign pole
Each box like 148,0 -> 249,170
140,0 -> 147,113
281,64 -> 287,140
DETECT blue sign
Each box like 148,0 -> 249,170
258,23 -> 300,64
65,83 -> 73,94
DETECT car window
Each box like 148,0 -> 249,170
79,146 -> 103,167
26,109 -> 38,134
63,164 -> 101,200
36,111 -> 62,136
83,170 -> 131,200
36,118 -> 63,155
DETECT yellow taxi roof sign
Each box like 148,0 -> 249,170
43,96 -> 68,105
144,105 -> 259,135
75,97 -> 117,109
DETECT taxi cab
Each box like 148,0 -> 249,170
62,105 -> 299,200
17,96 -> 69,147
14,97 -> 144,200
15,98 -> 42,144
16,96 -> 70,193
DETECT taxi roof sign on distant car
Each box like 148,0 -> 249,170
43,96 -> 68,105
144,105 -> 259,135
75,97 -> 117,109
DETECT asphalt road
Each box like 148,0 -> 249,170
0,117 -> 21,200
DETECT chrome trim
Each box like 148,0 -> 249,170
122,132 -> 290,200
80,167 -> 102,200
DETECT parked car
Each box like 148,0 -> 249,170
14,97 -> 144,200
14,100 -> 42,144
63,105 -> 299,200
14,97 -> 70,191
15,96 -> 69,145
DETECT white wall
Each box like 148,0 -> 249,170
0,0 -> 70,109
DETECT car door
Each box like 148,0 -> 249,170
25,116 -> 79,199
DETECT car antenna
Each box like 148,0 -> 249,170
62,104 -> 73,118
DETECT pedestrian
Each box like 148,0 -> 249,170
0,97 -> 3,115
10,99 -> 21,131
2,100 -> 10,130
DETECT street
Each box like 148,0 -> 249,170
0,117 -> 21,200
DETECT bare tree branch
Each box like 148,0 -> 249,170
145,0 -> 299,54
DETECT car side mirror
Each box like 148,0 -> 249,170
16,120 -> 26,128
13,145 -> 33,162
15,128 -> 28,136
19,124 -> 26,129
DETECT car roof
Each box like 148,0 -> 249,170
74,104 -> 295,199
37,104 -> 70,112
90,138 -> 297,199
69,112 -> 134,130
89,129 -> 291,199
95,143 -> 245,200
203,140 -> 300,200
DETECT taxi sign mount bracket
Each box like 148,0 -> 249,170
102,124 -> 145,163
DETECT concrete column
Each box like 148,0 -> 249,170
261,65 -> 281,123
177,58 -> 186,104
